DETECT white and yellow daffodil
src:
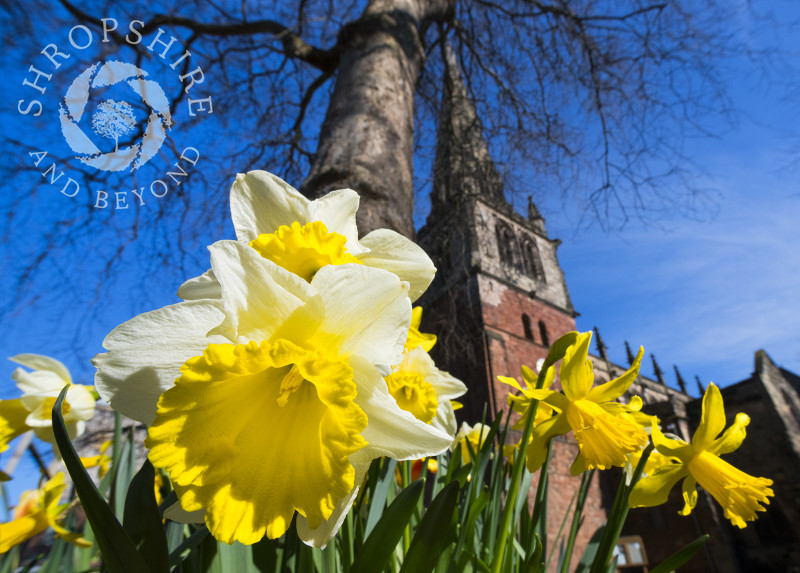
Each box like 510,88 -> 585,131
629,383 -> 773,528
93,240 -> 452,547
514,331 -> 648,475
178,171 -> 436,302
0,354 -> 95,450
384,346 -> 466,436
452,422 -> 492,464
0,473 -> 90,553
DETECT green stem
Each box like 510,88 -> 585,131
589,444 -> 653,573
491,401 -> 539,573
559,470 -> 594,573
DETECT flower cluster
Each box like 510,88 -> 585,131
501,330 -> 773,528
92,171 -> 465,546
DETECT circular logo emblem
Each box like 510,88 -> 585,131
58,60 -> 172,172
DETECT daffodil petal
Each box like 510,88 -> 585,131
651,423 -> 693,462
297,461 -> 370,548
570,452 -> 589,476
306,189 -> 365,255
525,414 -> 571,473
679,475 -> 698,516
628,464 -> 688,508
9,354 -> 71,384
13,369 -> 66,396
356,229 -> 435,301
177,269 -> 221,301
349,356 -> 451,462
559,331 -> 594,401
587,346 -> 643,403
0,512 -> 49,553
691,383 -> 725,451
230,171 -> 312,243
708,412 -> 750,456
209,240 -> 324,343
93,300 -> 227,424
498,376 -> 524,393
432,400 -> 458,437
0,399 -> 30,452
530,390 -> 570,412
310,265 -> 410,370
62,385 -> 96,424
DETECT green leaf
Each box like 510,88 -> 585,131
51,386 -> 151,573
123,460 -> 170,573
168,526 -> 210,568
349,479 -> 425,573
575,526 -> 605,573
649,535 -> 709,573
522,534 -> 544,573
364,458 -> 397,537
400,481 -> 460,573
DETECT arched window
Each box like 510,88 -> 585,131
522,314 -> 533,339
521,238 -> 544,281
538,320 -> 549,347
495,221 -> 518,267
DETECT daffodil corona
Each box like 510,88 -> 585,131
629,383 -> 773,528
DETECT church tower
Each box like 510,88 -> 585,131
417,43 -> 577,421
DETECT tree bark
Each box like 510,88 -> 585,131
301,0 -> 454,238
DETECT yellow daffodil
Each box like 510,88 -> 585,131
384,346 -> 466,436
80,439 -> 113,479
178,171 -> 436,302
405,307 -> 436,351
93,241 -> 451,547
0,355 -> 95,450
510,331 -> 648,475
453,422 -> 491,464
0,473 -> 90,553
629,383 -> 773,528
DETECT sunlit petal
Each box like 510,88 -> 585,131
356,229 -> 436,301
93,300 -> 227,424
629,464 -> 688,508
230,171 -> 312,243
587,346 -> 643,403
691,383 -> 726,451
708,412 -> 750,456
559,331 -> 594,401
310,265 -> 410,370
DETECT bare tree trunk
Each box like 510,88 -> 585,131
301,0 -> 454,239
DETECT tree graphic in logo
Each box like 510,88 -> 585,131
58,60 -> 172,172
91,100 -> 136,153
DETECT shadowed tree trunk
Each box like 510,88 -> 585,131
301,0 -> 454,238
